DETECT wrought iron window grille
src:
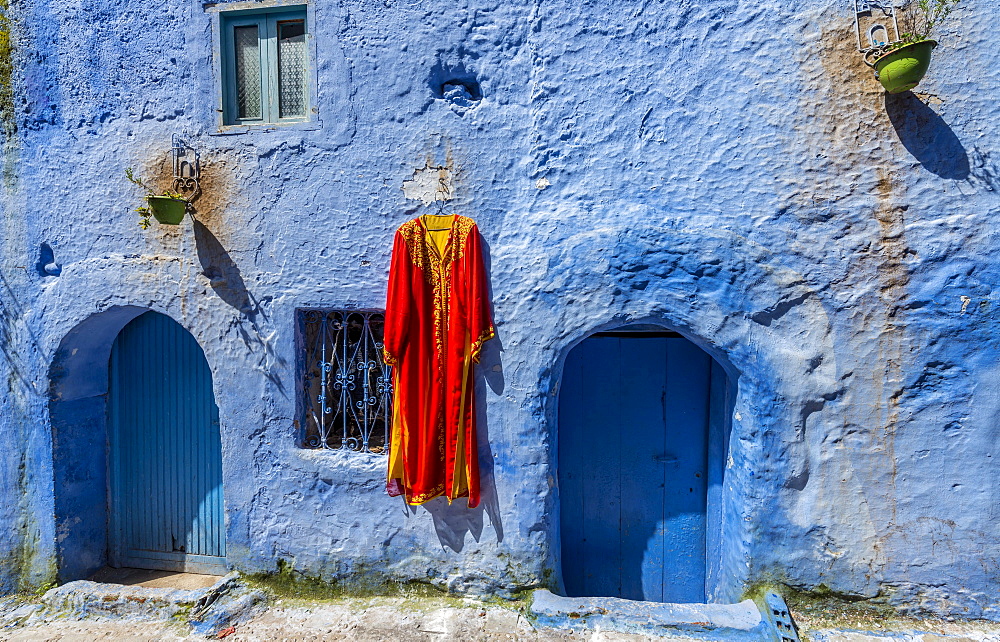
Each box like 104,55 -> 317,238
299,309 -> 391,454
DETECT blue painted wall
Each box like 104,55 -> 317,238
1,0 -> 999,618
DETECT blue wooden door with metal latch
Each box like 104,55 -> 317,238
559,332 -> 711,602
108,311 -> 226,574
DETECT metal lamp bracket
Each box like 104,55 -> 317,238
854,0 -> 901,53
171,134 -> 201,204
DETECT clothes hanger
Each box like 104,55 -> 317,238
422,201 -> 454,231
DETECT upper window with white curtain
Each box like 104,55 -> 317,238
220,7 -> 309,126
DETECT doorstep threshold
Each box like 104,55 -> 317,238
87,566 -> 226,590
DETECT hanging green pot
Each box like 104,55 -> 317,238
871,40 -> 937,94
145,196 -> 187,225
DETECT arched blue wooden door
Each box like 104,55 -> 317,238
108,311 -> 226,574
559,331 -> 716,603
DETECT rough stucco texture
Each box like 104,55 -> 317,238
1,0 -> 1000,619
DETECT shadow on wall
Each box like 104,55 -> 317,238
49,305 -> 148,582
192,217 -> 286,395
1,268 -> 52,392
0,271 -> 31,390
885,92 -> 969,179
193,219 -> 255,318
415,238 -> 505,552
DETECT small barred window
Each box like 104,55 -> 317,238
299,309 -> 391,453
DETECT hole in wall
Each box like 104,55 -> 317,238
36,242 -> 60,277
429,59 -> 483,109
441,79 -> 482,103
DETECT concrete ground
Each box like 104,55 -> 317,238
3,571 -> 1000,641
6,597 -> 1000,641
2,599 -> 647,641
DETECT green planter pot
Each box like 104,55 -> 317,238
146,196 -> 187,225
873,39 -> 937,94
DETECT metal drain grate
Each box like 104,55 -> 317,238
763,592 -> 801,642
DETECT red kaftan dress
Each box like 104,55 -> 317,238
383,214 -> 495,507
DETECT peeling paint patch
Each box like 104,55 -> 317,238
402,164 -> 453,204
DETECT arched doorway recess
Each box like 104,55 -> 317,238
557,325 -> 732,603
107,311 -> 226,572
50,307 -> 226,580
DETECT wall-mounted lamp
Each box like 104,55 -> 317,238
854,0 -> 900,52
171,134 -> 201,204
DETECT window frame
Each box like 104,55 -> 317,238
218,5 -> 311,127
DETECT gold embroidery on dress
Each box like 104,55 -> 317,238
409,482 -> 445,505
471,327 -> 496,363
397,216 -> 480,377
393,215 -> 482,506
453,217 -> 475,260
397,219 -> 430,281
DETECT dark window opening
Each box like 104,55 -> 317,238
298,309 -> 390,453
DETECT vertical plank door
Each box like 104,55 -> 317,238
108,311 -> 227,574
559,333 -> 709,602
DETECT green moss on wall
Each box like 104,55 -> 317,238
740,580 -> 922,637
0,1 -> 13,132
12,447 -> 57,595
242,559 -> 445,602
0,0 -> 17,186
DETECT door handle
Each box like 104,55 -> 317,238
654,454 -> 678,464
